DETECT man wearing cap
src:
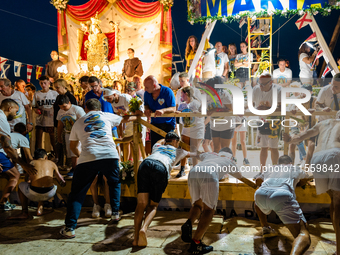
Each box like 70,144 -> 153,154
143,75 -> 176,148
316,73 -> 340,122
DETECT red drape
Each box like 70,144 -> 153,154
67,0 -> 109,22
57,10 -> 68,51
116,0 -> 160,18
80,33 -> 116,62
160,6 -> 172,45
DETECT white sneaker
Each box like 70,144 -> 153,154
104,203 -> 112,218
112,211 -> 121,222
92,204 -> 101,218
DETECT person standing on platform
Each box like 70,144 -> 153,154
32,76 -> 59,153
0,78 -> 33,133
60,99 -> 136,238
298,43 -> 318,86
144,75 -> 176,148
122,48 -> 143,82
181,147 -> 252,254
273,59 -> 292,87
234,41 -> 253,88
185,36 -> 199,72
214,42 -> 229,79
254,155 -> 311,255
45,51 -> 63,83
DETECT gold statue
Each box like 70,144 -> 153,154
84,14 -> 109,71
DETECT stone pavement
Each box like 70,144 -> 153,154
0,208 -> 336,255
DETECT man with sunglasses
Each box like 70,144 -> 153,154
252,74 -> 281,173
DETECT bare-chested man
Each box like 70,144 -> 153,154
9,149 -> 65,219
283,110 -> 340,254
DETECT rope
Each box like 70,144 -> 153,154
262,14 -> 297,44
223,23 -> 243,37
0,8 -> 57,28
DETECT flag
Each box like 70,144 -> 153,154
0,64 -> 10,78
0,57 -> 8,72
312,49 -> 323,68
195,55 -> 203,79
14,61 -> 22,77
36,66 -> 43,79
295,13 -> 312,30
305,32 -> 317,42
27,65 -> 33,82
322,63 -> 333,78
239,18 -> 246,28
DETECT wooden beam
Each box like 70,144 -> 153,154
137,118 -> 190,151
319,15 -> 340,77
132,120 -> 140,196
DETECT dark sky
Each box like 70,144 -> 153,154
0,0 -> 339,89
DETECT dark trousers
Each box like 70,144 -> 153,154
65,158 -> 120,229
150,123 -> 174,148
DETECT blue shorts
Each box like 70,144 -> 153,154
0,152 -> 15,173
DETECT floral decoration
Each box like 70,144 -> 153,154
159,0 -> 174,12
119,161 -> 135,187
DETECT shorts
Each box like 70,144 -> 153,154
65,133 -> 81,158
188,170 -> 219,209
211,128 -> 235,139
235,68 -> 249,81
0,152 -> 15,173
137,159 -> 168,203
255,187 -> 306,224
310,148 -> 340,195
19,182 -> 57,202
36,126 -> 54,133
204,123 -> 212,140
256,130 -> 279,149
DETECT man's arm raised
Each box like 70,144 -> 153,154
283,124 -> 320,145
0,134 -> 37,175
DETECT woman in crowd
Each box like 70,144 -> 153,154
227,43 -> 237,78
234,41 -> 253,88
298,43 -> 318,85
185,35 -> 199,72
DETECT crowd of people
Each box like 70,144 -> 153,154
0,45 -> 340,254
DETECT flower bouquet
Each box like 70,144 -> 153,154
128,96 -> 143,132
119,161 -> 135,187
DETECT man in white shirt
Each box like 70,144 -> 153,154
0,78 -> 33,132
272,59 -> 292,87
60,99 -> 135,239
255,155 -> 311,255
56,94 -> 85,172
214,42 -> 229,79
316,73 -> 340,122
0,99 -> 36,210
175,72 -> 202,108
252,74 -> 281,171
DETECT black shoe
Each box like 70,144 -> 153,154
67,169 -> 74,177
188,240 -> 213,254
176,170 -> 185,178
181,220 -> 192,243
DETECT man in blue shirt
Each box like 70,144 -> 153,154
144,75 -> 176,147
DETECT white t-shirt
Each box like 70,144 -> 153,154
178,99 -> 205,139
0,132 -> 29,154
236,53 -> 253,69
215,52 -> 229,76
316,84 -> 340,121
32,90 -> 59,127
136,89 -> 145,101
252,84 -> 282,119
202,50 -> 216,74
69,111 -> 122,164
147,143 -> 177,179
0,109 -> 11,137
258,165 -> 308,197
0,91 -> 30,131
190,151 -> 241,180
208,89 -> 234,131
176,86 -> 202,106
272,68 -> 292,85
299,53 -> 313,78
111,94 -> 132,115
56,105 -> 86,133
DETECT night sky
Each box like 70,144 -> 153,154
0,0 -> 339,89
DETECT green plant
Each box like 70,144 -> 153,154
119,161 -> 135,187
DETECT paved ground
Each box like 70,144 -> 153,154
0,208 -> 336,255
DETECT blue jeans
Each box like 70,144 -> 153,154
65,158 -> 121,229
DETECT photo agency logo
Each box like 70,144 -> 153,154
200,84 -> 312,128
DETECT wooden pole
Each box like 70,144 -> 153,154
319,15 -> 340,77
132,120 -> 140,196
